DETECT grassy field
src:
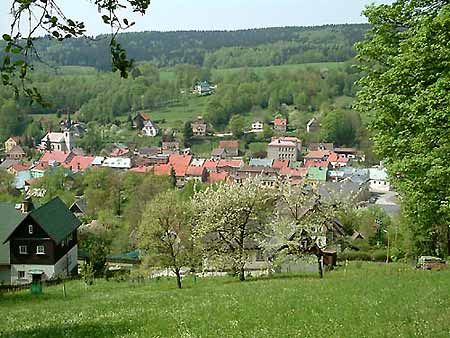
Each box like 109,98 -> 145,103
1,262 -> 449,338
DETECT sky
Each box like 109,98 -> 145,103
0,0 -> 394,36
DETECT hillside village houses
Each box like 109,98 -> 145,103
0,197 -> 81,285
193,81 -> 215,96
306,117 -> 320,133
39,130 -> 74,152
191,117 -> 207,136
267,137 -> 302,161
132,113 -> 159,137
251,119 -> 264,133
273,117 -> 287,132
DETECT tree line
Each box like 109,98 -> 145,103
12,24 -> 369,70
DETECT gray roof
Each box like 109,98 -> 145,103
0,203 -> 27,264
0,159 -> 19,170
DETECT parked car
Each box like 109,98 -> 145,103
416,256 -> 447,270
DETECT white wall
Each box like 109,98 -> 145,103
10,245 -> 78,284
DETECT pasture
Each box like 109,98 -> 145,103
1,262 -> 449,338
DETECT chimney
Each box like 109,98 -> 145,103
21,197 -> 34,213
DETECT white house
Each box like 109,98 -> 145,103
40,131 -> 74,152
142,120 -> 159,137
251,120 -> 264,133
369,167 -> 390,193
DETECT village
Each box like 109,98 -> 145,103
0,104 -> 397,286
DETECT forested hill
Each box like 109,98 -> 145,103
34,24 -> 369,70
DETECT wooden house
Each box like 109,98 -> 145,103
0,197 -> 81,285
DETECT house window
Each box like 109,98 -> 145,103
28,225 -> 33,234
36,245 -> 45,255
19,245 -> 28,254
18,271 -> 25,279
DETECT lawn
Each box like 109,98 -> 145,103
1,262 -> 449,338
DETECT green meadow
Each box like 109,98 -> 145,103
1,262 -> 449,338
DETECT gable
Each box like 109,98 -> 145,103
0,203 -> 27,264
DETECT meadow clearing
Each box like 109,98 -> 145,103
1,262 -> 449,338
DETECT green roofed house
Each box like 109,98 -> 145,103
0,197 -> 81,285
307,167 -> 328,183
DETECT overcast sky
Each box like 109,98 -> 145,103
0,0 -> 394,36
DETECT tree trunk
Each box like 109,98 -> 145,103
318,255 -> 324,279
175,268 -> 182,289
239,266 -> 245,281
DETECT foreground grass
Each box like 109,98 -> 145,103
1,263 -> 449,338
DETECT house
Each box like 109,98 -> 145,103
101,157 -> 132,170
306,118 -> 320,133
132,112 -> 151,130
162,141 -> 180,155
219,140 -> 239,157
251,120 -> 264,133
304,150 -> 331,162
194,81 -> 214,96
186,166 -> 207,183
6,145 -> 26,160
4,137 -> 20,154
39,150 -> 74,165
39,131 -> 74,152
308,143 -> 334,152
369,167 -> 390,193
272,160 -> 290,171
0,197 -> 81,285
137,147 -> 161,158
212,140 -> 239,159
70,198 -> 88,218
11,163 -> 32,190
0,159 -> 19,171
249,158 -> 273,168
334,148 -> 357,159
267,137 -> 302,161
233,166 -> 278,186
217,159 -> 243,175
207,171 -> 229,184
142,120 -> 159,137
304,160 -> 330,169
279,167 -> 307,184
273,118 -> 287,132
307,167 -> 328,183
191,117 -> 207,137
63,156 -> 95,172
328,152 -> 350,169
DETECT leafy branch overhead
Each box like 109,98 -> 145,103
1,0 -> 151,103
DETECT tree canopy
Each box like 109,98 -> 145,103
356,0 -> 450,256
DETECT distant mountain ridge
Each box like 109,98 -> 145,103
33,24 -> 369,70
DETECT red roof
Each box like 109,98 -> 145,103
208,172 -> 229,183
328,152 -> 350,164
274,118 -> 287,126
32,162 -> 50,171
130,166 -> 153,173
304,160 -> 330,169
154,164 -> 172,176
203,159 -> 218,170
217,159 -> 243,168
280,167 -> 307,178
186,166 -> 206,177
39,151 -> 73,163
139,112 -> 151,121
304,150 -> 330,159
169,154 -> 192,168
64,156 -> 95,171
219,140 -> 239,149
272,160 -> 290,170
11,162 -> 32,171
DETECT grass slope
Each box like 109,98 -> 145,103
1,263 -> 449,338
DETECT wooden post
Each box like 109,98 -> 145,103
318,255 -> 324,279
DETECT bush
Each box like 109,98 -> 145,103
338,251 -> 372,261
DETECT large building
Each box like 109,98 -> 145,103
267,137 -> 302,161
0,197 -> 81,285
39,131 -> 74,152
